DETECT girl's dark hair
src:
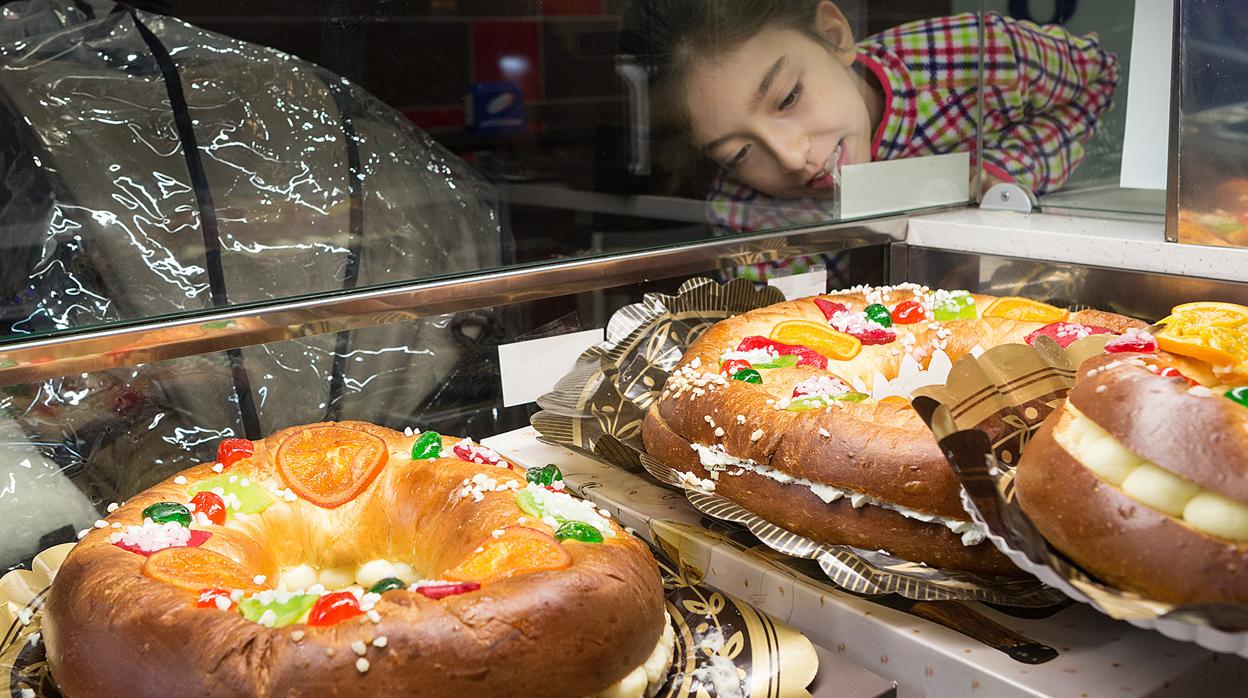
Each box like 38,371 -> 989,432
620,0 -> 826,133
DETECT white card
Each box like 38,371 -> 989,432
497,328 -> 605,407
840,152 -> 970,218
767,269 -> 826,300
1119,0 -> 1174,190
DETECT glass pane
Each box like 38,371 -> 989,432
956,0 -> 1150,216
0,242 -> 887,574
1,0 -> 970,344
1173,0 -> 1248,248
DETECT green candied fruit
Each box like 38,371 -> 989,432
1227,386 -> 1248,409
411,431 -> 443,460
555,521 -> 604,544
238,593 -> 319,628
864,303 -> 893,328
188,475 -> 274,515
142,501 -> 191,527
525,463 -> 564,487
368,577 -> 406,594
785,392 -> 870,411
515,490 -> 544,517
753,355 -> 799,370
732,368 -> 763,384
933,291 -> 977,322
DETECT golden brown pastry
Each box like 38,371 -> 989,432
644,284 -> 1141,575
44,421 -> 671,698
1017,303 -> 1248,604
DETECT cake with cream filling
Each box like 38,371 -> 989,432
44,421 -> 673,697
1017,302 -> 1248,603
643,284 -> 1142,574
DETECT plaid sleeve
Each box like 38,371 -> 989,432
707,171 -> 838,233
979,13 -> 1119,194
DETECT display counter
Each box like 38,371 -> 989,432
4,211 -> 1248,696
4,1 -> 1248,694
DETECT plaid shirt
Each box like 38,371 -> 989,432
707,12 -> 1119,232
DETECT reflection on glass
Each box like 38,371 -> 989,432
0,1 -> 1129,344
0,0 -> 500,342
0,309 -> 522,573
1174,0 -> 1248,248
977,0 -> 1156,217
622,1 -> 1119,232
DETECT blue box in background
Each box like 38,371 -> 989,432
465,81 -> 525,136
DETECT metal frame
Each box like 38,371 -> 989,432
0,217 -> 905,385
904,246 -> 1248,321
1164,0 -> 1184,242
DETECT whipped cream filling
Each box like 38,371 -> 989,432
593,612 -> 675,698
1054,402 -> 1248,542
690,444 -> 986,546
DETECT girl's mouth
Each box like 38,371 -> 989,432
806,141 -> 844,191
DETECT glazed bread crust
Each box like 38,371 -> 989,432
1016,413 -> 1248,605
1016,355 -> 1248,605
645,287 -> 1140,573
44,421 -> 665,698
1068,353 -> 1248,501
644,406 -> 1017,575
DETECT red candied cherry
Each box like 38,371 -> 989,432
813,298 -> 848,320
1104,329 -> 1158,354
415,581 -> 480,600
720,359 -> 751,377
890,300 -> 926,325
453,440 -> 502,466
189,491 -> 228,526
853,328 -> 896,345
307,591 -> 363,626
216,438 -> 254,468
196,587 -> 234,610
1158,366 -> 1198,386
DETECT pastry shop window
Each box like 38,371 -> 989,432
0,237 -> 888,577
0,0 -> 1003,344
963,0 -> 1154,218
1169,0 -> 1248,248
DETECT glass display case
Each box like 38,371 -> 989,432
3,1 -> 1248,694
1168,0 -> 1248,247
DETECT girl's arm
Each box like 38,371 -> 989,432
979,12 -> 1120,194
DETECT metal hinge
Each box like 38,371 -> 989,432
979,183 -> 1038,214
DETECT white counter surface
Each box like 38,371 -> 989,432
906,209 -> 1248,283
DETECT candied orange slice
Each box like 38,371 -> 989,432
769,320 -> 861,361
442,526 -> 572,585
1162,301 -> 1248,330
1156,325 -> 1248,368
981,297 -> 1069,323
276,425 -> 388,508
143,547 -> 268,593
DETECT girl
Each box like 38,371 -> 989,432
622,1 -> 1119,232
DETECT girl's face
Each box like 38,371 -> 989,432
684,20 -> 876,199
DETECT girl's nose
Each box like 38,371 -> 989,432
762,130 -> 808,173
768,135 -> 808,174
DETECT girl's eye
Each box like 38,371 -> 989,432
727,145 -> 751,170
779,81 -> 803,110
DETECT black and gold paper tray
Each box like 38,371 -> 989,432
911,335 -> 1248,657
1,541 -> 819,697
533,277 -> 1064,607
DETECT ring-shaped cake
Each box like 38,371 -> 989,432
45,421 -> 672,697
644,284 -> 1141,574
